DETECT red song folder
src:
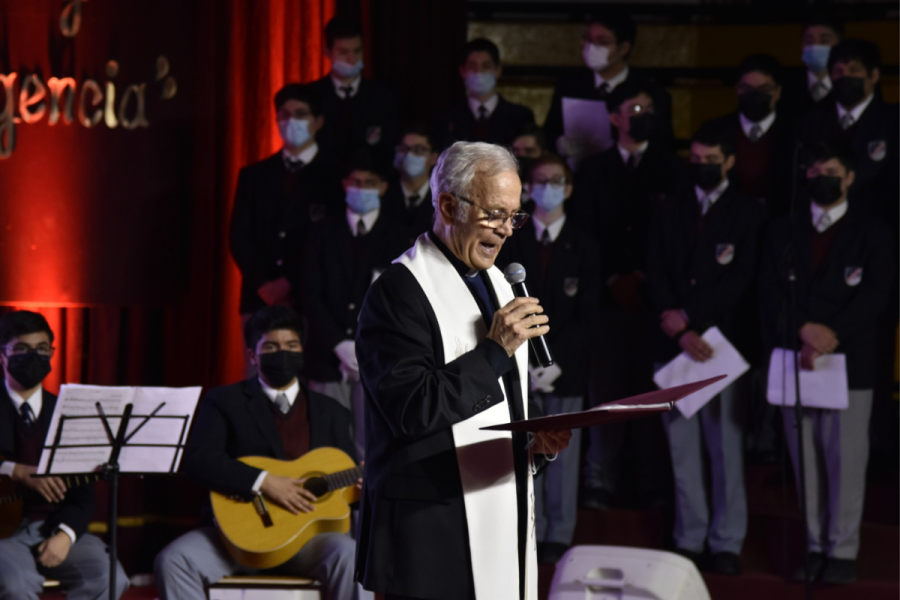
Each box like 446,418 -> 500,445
481,375 -> 727,432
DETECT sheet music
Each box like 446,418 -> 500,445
766,349 -> 849,410
38,384 -> 202,475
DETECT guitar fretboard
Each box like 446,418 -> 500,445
322,466 -> 363,492
0,473 -> 101,505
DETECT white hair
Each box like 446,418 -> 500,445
430,141 -> 519,220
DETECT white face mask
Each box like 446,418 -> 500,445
582,43 -> 611,72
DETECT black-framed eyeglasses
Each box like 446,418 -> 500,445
457,196 -> 530,229
2,343 -> 55,357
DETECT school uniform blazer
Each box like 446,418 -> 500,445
0,387 -> 95,539
382,181 -> 435,247
758,204 -> 895,389
435,94 -> 535,150
647,185 -> 767,362
497,215 -> 601,397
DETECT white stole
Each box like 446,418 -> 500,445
395,234 -> 537,600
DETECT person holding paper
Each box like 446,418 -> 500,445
646,127 -> 767,575
354,141 -> 571,600
154,306 -> 370,600
497,153 -> 600,564
758,139 -> 894,584
543,12 -> 672,164
0,311 -> 129,600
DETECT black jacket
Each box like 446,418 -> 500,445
543,67 -> 674,152
0,387 -> 95,539
435,95 -> 535,150
382,180 -> 434,247
303,76 -> 399,165
229,151 -> 342,314
647,184 -> 767,362
301,210 -> 410,382
497,215 -> 601,397
181,378 -> 355,524
758,204 -> 895,389
795,96 -> 899,227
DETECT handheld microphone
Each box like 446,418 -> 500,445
503,263 -> 554,367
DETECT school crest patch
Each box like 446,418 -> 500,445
366,125 -> 382,146
371,268 -> 385,284
868,140 -> 886,162
563,277 -> 579,297
845,266 -> 863,287
716,244 -> 735,265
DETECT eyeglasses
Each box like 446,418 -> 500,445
2,343 -> 54,357
457,196 -> 530,229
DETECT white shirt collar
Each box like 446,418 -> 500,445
468,93 -> 499,119
594,64 -> 630,91
533,214 -> 567,243
617,141 -> 649,166
346,206 -> 381,237
401,180 -> 430,208
258,377 -> 300,407
331,74 -> 361,98
739,110 -> 777,139
810,199 -> 848,232
695,177 -> 730,206
5,379 -> 42,418
283,142 -> 319,166
807,70 -> 832,93
836,92 -> 874,126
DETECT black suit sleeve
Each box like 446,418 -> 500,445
646,201 -> 679,313
40,483 -> 96,540
301,224 -> 346,355
182,394 -> 263,499
356,268 -> 505,442
229,167 -> 262,291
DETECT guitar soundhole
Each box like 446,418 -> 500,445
303,476 -> 328,499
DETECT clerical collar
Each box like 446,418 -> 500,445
428,231 -> 480,279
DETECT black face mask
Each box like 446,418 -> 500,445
807,175 -> 843,207
738,90 -> 773,122
628,113 -> 655,143
833,76 -> 866,109
690,163 -> 723,191
257,351 -> 304,389
6,353 -> 52,390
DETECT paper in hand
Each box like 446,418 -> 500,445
561,97 -> 613,154
766,349 -> 849,410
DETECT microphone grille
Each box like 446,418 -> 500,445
503,263 -> 526,284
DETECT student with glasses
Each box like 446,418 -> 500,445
384,125 -> 441,244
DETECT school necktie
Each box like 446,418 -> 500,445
20,402 -> 36,427
284,157 -> 305,173
699,195 -> 711,216
626,153 -> 637,171
407,194 -> 421,209
840,112 -> 855,131
341,86 -> 353,100
477,105 -> 488,122
541,228 -> 551,246
816,212 -> 832,233
748,124 -> 763,142
274,393 -> 291,415
811,81 -> 829,102
356,218 -> 368,237
596,82 -> 610,100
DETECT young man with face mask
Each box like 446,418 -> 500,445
757,140 -> 894,585
230,84 -> 342,343
646,128 -> 766,576
795,38 -> 898,227
783,16 -> 843,118
570,81 -> 686,512
302,150 -> 407,462
543,13 -> 673,164
496,154 -> 600,564
155,306 -> 369,600
0,311 -> 129,600
384,125 -> 440,244
303,17 -> 398,165
702,55 -> 794,217
435,38 -> 535,150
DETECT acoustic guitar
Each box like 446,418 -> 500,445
211,447 -> 362,570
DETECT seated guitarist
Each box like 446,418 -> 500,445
0,310 -> 129,600
154,306 -> 370,600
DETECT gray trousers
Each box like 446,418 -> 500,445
0,520 -> 128,600
782,389 -> 873,559
533,394 -> 583,546
309,379 -> 366,462
154,527 -> 371,600
661,377 -> 748,554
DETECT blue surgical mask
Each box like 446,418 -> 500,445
802,45 -> 831,74
333,59 -> 364,79
345,187 -> 381,214
465,72 -> 496,97
530,184 -> 566,212
278,118 -> 311,149
394,152 -> 427,179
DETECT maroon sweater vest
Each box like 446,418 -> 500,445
734,127 -> 775,200
268,388 -> 311,460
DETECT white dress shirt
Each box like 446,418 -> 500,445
594,64 -> 630,92
251,377 -> 301,493
533,214 -> 567,243
617,141 -> 649,168
282,142 -> 319,167
346,206 -> 381,236
808,71 -> 833,101
401,180 -> 430,209
695,178 -> 730,214
836,93 -> 874,129
739,111 -> 777,139
810,199 -> 848,232
468,93 -> 499,120
331,74 -> 361,99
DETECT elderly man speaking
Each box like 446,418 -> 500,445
355,141 -> 571,600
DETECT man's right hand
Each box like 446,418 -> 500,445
800,343 -> 821,371
487,297 -> 549,357
260,474 -> 318,515
660,309 -> 688,338
12,464 -> 66,503
799,323 -> 838,354
679,330 -> 713,363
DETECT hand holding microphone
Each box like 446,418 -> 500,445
487,297 -> 549,358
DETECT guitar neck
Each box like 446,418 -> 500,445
0,472 -> 101,505
321,465 -> 363,493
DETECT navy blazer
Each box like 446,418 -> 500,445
435,94 -> 535,150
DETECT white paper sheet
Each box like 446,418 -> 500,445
653,327 -> 750,419
37,384 -> 202,475
766,349 -> 849,410
561,97 -> 613,155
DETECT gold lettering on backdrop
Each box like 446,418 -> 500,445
48,77 -> 77,125
118,83 -> 148,130
0,74 -> 18,158
60,0 -> 86,38
78,79 -> 103,128
104,60 -> 118,129
18,74 -> 47,124
156,56 -> 177,100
